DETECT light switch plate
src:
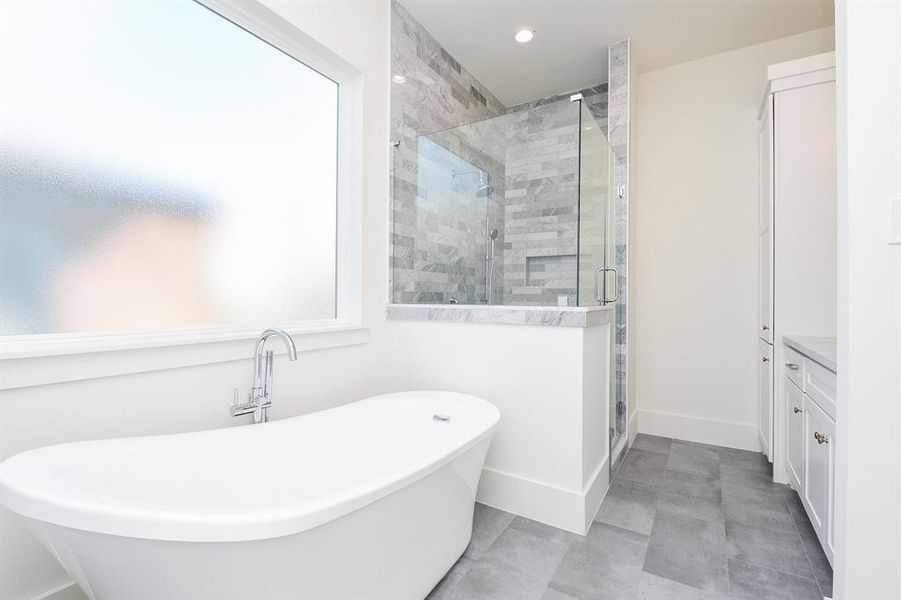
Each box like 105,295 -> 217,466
890,196 -> 901,245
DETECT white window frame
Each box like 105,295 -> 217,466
0,0 -> 365,369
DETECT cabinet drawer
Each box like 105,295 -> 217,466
783,345 -> 805,390
805,359 -> 836,420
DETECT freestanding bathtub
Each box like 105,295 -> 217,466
0,391 -> 500,600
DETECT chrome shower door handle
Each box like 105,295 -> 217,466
594,266 -> 619,305
594,266 -> 605,304
605,266 -> 619,304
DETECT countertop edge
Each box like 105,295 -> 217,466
783,335 -> 838,373
386,303 -> 614,328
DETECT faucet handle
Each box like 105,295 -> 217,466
232,388 -> 240,405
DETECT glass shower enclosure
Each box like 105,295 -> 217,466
390,96 -> 629,471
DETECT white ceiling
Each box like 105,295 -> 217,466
399,0 -> 834,106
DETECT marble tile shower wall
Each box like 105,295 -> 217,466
393,127 -> 507,304
502,102 -> 581,306
390,1 -> 507,304
506,86 -> 610,307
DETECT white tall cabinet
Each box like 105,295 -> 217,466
757,52 -> 836,481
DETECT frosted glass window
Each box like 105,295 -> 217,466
0,1 -> 338,336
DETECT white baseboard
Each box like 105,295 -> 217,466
637,409 -> 761,452
628,410 -> 639,446
477,461 -> 610,535
583,456 -> 611,529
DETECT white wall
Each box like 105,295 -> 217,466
833,1 -> 901,598
632,27 -> 835,449
0,2 -> 393,599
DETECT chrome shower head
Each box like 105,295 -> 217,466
476,184 -> 494,197
489,228 -> 499,240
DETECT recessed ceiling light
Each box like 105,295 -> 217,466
392,74 -> 407,84
515,29 -> 534,43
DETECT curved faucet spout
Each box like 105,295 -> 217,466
255,327 -> 298,362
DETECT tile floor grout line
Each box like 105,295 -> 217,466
784,488 -> 828,599
718,456 -> 732,600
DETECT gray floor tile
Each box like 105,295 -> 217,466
540,587 -> 579,600
662,468 -> 722,496
465,503 -> 515,560
725,520 -> 814,580
549,523 -> 648,600
666,442 -> 720,477
723,490 -> 794,534
658,469 -> 724,523
615,448 -> 668,485
728,558 -> 822,600
720,464 -> 787,496
786,490 -> 821,548
509,516 -> 582,546
594,478 -> 661,535
434,443 -> 832,600
786,490 -> 834,597
631,433 -> 672,455
450,560 -> 547,600
718,447 -> 771,475
482,526 -> 571,587
428,556 -> 475,600
635,571 -> 722,599
676,439 -> 726,454
802,537 -> 833,598
642,510 -> 730,594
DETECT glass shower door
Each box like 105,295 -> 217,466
576,99 -> 627,473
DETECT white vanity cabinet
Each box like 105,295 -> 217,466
782,337 -> 837,566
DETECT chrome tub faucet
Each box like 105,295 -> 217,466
231,327 -> 298,423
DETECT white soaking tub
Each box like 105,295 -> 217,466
0,391 -> 500,600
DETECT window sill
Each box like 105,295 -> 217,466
0,323 -> 368,390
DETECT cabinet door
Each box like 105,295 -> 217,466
758,228 -> 773,342
757,96 -> 774,343
804,398 -> 835,562
785,379 -> 805,490
758,339 -> 773,459
759,95 -> 773,231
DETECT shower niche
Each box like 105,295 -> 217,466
391,97 -> 618,309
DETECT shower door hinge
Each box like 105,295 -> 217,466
616,183 -> 626,199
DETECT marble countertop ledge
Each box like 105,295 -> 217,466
783,335 -> 837,373
386,303 -> 613,328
